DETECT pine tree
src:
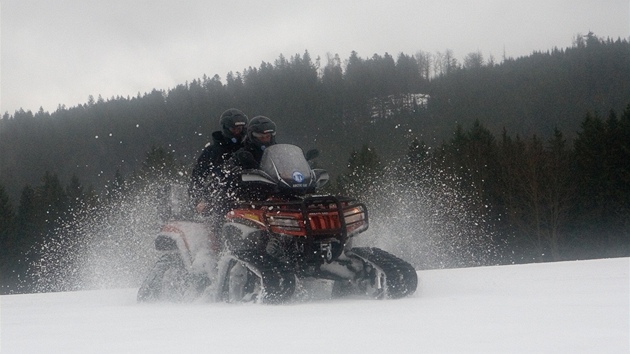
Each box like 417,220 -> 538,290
543,128 -> 574,259
0,184 -> 17,293
336,144 -> 383,198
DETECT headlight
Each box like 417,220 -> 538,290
344,207 -> 365,224
343,206 -> 368,234
268,216 -> 300,229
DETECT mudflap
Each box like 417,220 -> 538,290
216,250 -> 296,304
341,247 -> 418,299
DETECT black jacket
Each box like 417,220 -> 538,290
233,137 -> 272,170
189,131 -> 243,206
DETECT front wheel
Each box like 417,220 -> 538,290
217,251 -> 296,304
347,247 -> 418,299
222,258 -> 263,303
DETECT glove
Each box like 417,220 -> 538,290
305,148 -> 319,161
235,150 -> 257,169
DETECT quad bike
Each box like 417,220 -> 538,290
138,144 -> 417,303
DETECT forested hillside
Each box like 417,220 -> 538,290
2,33 -> 627,203
1,33 -> 628,294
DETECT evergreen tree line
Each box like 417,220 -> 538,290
0,106 -> 628,294
0,146 -> 184,294
338,106 -> 630,265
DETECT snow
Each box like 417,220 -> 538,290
2,257 -> 628,353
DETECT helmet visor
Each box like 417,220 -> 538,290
252,131 -> 276,138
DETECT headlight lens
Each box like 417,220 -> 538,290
268,215 -> 302,233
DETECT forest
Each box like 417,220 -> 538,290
0,33 -> 628,294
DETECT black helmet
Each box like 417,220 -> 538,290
219,108 -> 248,141
247,116 -> 276,149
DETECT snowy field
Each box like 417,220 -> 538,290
2,257 -> 628,353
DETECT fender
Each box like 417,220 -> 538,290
155,221 -> 216,272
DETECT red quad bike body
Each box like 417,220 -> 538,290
138,144 -> 417,303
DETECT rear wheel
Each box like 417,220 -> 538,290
137,253 -> 191,302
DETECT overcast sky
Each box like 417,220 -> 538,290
1,0 -> 628,115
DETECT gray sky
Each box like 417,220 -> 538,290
1,0 -> 628,114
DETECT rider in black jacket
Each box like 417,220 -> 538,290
189,108 -> 248,214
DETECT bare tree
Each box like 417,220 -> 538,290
415,50 -> 432,80
442,49 -> 459,75
543,129 -> 575,259
433,51 -> 444,77
500,132 -> 574,261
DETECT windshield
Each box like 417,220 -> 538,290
259,144 -> 312,188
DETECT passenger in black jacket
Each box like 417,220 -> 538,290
229,116 -> 278,201
189,108 -> 248,214
233,115 -> 277,170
